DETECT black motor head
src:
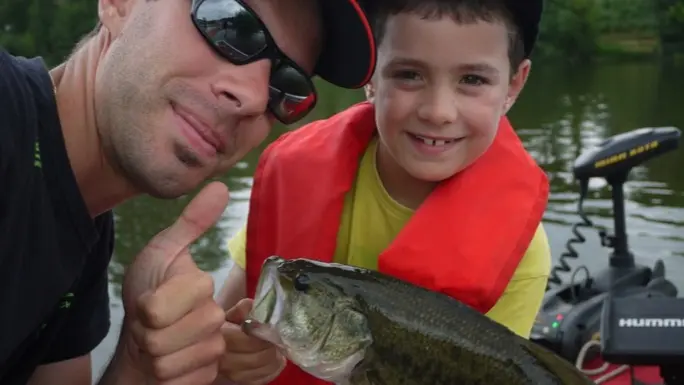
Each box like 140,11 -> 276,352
573,127 -> 681,181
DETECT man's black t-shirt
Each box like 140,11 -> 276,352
0,48 -> 113,384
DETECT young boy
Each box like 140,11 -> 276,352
216,0 -> 550,384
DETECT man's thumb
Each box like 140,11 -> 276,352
148,181 -> 230,258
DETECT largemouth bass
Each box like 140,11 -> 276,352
245,256 -> 595,385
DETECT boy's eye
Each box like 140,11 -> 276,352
461,74 -> 487,85
392,70 -> 422,81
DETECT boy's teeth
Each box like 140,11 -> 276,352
414,134 -> 452,146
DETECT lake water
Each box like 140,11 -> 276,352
90,59 -> 684,381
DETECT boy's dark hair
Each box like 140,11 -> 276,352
366,0 -> 527,75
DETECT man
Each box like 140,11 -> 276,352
0,0 -> 375,384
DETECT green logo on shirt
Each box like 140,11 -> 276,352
59,292 -> 74,309
34,141 -> 42,168
39,292 -> 75,332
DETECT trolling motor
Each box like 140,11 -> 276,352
530,126 -> 682,370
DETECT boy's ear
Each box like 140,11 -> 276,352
364,82 -> 376,104
503,59 -> 532,115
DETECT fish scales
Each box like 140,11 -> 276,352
247,257 -> 595,385
314,265 -> 567,385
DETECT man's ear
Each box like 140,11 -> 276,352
98,0 -> 135,36
364,82 -> 376,104
503,58 -> 531,115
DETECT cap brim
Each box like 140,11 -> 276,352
314,0 -> 376,89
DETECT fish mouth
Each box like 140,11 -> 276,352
243,257 -> 287,347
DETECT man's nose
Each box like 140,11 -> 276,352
211,59 -> 271,117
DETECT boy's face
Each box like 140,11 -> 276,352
367,13 -> 530,183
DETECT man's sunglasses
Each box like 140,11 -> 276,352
191,0 -> 318,124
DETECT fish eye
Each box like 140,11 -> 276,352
293,273 -> 310,291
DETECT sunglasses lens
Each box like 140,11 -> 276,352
193,0 -> 317,123
269,66 -> 316,124
195,0 -> 267,62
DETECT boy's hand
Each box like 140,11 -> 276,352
219,298 -> 287,384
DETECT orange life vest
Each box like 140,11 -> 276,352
245,101 -> 549,385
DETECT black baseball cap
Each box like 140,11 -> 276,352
313,0 -> 377,89
506,0 -> 544,58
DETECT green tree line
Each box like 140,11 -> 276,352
2,0 -> 684,67
537,0 -> 684,61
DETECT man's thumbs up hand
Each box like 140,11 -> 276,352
120,181 -> 230,385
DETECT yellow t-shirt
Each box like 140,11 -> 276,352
228,137 -> 551,338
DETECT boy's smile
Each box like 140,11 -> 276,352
368,12 -> 530,207
406,132 -> 466,156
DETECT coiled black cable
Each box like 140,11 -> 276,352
546,179 -> 594,291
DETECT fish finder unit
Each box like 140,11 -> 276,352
601,295 -> 684,385
530,126 -> 682,376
